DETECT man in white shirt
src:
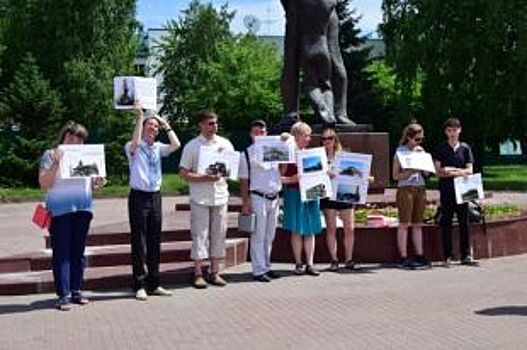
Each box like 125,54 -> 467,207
125,102 -> 180,300
179,111 -> 234,288
239,120 -> 284,282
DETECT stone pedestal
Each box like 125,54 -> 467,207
311,132 -> 390,191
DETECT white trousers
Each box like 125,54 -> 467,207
190,201 -> 228,260
250,194 -> 279,276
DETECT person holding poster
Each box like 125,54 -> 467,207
433,118 -> 478,267
281,122 -> 322,276
239,120 -> 289,282
39,121 -> 107,310
126,102 -> 181,301
319,127 -> 357,271
179,111 -> 235,289
393,123 -> 431,269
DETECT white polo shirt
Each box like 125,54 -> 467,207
238,144 -> 281,195
125,140 -> 172,192
179,134 -> 234,206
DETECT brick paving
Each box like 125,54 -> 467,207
0,192 -> 526,349
0,256 -> 526,350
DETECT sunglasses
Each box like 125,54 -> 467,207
321,136 -> 335,141
207,120 -> 218,126
413,137 -> 424,142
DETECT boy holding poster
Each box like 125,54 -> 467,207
434,118 -> 478,267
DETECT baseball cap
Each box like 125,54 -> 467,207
250,119 -> 267,128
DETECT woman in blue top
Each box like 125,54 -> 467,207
39,121 -> 106,310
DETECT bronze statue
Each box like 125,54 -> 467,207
279,0 -> 354,128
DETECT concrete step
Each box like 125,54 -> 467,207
0,238 -> 248,295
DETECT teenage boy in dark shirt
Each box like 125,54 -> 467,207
434,118 -> 479,267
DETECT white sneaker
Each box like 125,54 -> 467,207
135,288 -> 148,301
150,286 -> 173,296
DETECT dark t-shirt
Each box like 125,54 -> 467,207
433,142 -> 474,196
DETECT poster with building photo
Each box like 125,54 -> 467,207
297,147 -> 328,176
331,152 -> 372,204
58,144 -> 106,179
396,150 -> 436,174
299,172 -> 333,202
454,173 -> 484,204
113,76 -> 157,110
197,146 -> 240,180
254,136 -> 295,164
296,147 -> 330,202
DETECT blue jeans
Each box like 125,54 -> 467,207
49,211 -> 92,298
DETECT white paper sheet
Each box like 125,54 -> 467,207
58,144 -> 106,179
299,173 -> 332,202
396,150 -> 436,174
114,76 -> 157,110
296,147 -> 328,176
197,146 -> 240,180
454,173 -> 484,204
331,151 -> 372,204
254,136 -> 295,164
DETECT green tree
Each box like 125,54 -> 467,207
157,0 -> 234,122
0,54 -> 64,186
0,0 -> 139,186
182,36 -> 282,130
381,0 -> 527,162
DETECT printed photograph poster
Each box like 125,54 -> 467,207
299,173 -> 332,202
58,144 -> 106,179
197,146 -> 240,180
331,176 -> 368,205
334,152 -> 372,180
114,76 -> 157,110
296,147 -> 328,176
396,150 -> 436,174
254,136 -> 295,164
454,173 -> 484,204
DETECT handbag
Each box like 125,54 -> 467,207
238,213 -> 256,233
32,203 -> 52,230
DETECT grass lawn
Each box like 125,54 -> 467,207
426,164 -> 527,191
1,164 -> 525,203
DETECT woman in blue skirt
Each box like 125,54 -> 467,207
281,122 -> 322,275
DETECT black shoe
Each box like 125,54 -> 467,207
344,260 -> 357,270
328,260 -> 339,272
305,265 -> 320,276
397,257 -> 415,270
253,274 -> 272,283
293,264 -> 304,275
414,255 -> 431,268
461,256 -> 479,266
266,270 -> 281,279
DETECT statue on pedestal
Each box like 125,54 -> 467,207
277,0 -> 355,131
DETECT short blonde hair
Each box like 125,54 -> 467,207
290,121 -> 312,136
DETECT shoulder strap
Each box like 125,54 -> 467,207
244,149 -> 251,187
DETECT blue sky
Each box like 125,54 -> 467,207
137,0 -> 383,38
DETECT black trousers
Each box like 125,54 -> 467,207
128,189 -> 162,291
440,193 -> 471,260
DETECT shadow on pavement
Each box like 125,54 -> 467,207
475,306 -> 527,317
0,292 -> 131,315
223,269 -> 297,284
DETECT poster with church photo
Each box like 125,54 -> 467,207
58,144 -> 106,179
197,146 -> 240,180
113,76 -> 157,110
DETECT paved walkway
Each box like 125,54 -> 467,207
0,192 -> 526,349
0,256 -> 526,349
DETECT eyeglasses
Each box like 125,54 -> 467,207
321,136 -> 335,141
